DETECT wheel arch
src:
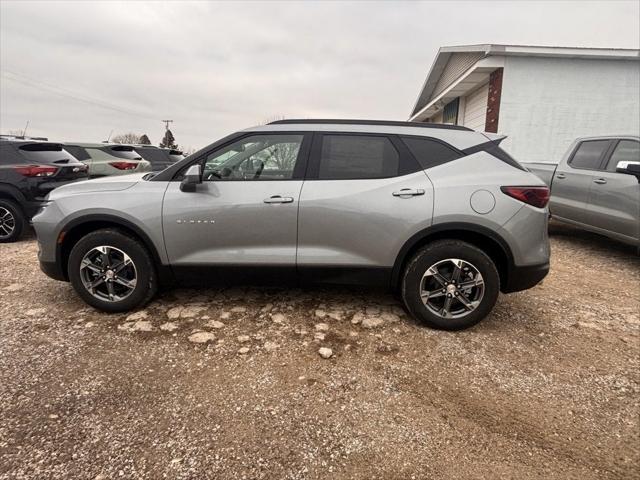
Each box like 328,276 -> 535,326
391,222 -> 514,292
57,214 -> 170,283
0,183 -> 26,205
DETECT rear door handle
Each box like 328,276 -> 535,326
264,195 -> 294,204
555,173 -> 566,179
392,188 -> 425,197
593,178 -> 607,185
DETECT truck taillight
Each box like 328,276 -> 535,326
501,186 -> 550,208
14,165 -> 59,177
109,161 -> 138,170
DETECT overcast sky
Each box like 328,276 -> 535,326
1,1 -> 639,150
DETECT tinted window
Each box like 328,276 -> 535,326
569,140 -> 609,170
203,134 -> 303,181
606,140 -> 640,171
318,135 -> 399,179
64,145 -> 91,161
17,143 -> 80,164
108,146 -> 142,160
401,136 -> 462,169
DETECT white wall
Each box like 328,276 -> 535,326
498,56 -> 640,163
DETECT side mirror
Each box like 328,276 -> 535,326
180,164 -> 202,192
616,161 -> 640,181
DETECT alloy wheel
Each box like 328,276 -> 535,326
79,246 -> 137,302
420,258 -> 485,319
0,207 -> 16,239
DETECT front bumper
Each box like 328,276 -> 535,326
502,261 -> 550,293
39,259 -> 67,281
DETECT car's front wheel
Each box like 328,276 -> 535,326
68,229 -> 157,312
401,240 -> 500,330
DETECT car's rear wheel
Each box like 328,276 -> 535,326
0,200 -> 24,243
401,240 -> 499,330
68,229 -> 157,312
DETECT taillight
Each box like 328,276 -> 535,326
501,186 -> 550,208
14,165 -> 59,177
109,161 -> 138,170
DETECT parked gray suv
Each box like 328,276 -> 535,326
33,120 -> 550,330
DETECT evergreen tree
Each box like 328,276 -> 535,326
160,129 -> 178,149
138,134 -> 151,145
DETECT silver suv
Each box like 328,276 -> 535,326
33,120 -> 550,330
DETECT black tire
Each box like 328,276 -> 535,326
0,199 -> 25,243
68,229 -> 157,313
401,240 -> 500,331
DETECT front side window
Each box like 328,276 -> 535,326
203,134 -> 303,181
318,135 -> 399,180
569,140 -> 609,170
606,140 -> 640,172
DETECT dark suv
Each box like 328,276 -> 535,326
0,139 -> 88,242
132,145 -> 184,172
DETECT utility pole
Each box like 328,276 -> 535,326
161,120 -> 173,148
22,120 -> 30,137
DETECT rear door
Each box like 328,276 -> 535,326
297,133 -> 432,283
550,139 -> 611,224
586,139 -> 640,243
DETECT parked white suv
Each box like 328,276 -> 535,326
63,143 -> 151,178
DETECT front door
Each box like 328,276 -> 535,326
550,139 -> 611,224
162,133 -> 310,269
586,139 -> 640,244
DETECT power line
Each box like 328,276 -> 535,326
1,70 -> 158,122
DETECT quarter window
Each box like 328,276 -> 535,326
569,140 -> 609,170
203,134 -> 303,181
318,135 -> 399,180
401,136 -> 461,169
606,140 -> 640,172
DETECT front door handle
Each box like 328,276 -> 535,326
264,195 -> 294,204
593,178 -> 607,185
555,173 -> 566,179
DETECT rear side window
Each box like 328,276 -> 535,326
400,136 -> 462,169
569,140 -> 609,170
318,135 -> 399,179
606,140 -> 640,171
64,145 -> 91,161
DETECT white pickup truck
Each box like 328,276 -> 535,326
523,135 -> 639,247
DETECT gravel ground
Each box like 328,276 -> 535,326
1,221 -> 638,480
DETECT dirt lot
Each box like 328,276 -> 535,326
0,222 -> 638,480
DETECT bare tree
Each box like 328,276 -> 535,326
111,132 -> 141,144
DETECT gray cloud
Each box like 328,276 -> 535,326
1,0 -> 639,150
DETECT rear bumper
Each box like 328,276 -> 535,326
502,261 -> 549,293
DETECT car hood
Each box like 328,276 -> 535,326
47,172 -> 147,199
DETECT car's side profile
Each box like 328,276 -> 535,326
134,145 -> 185,172
63,143 -> 151,178
524,135 -> 640,247
34,120 -> 550,330
0,139 -> 88,242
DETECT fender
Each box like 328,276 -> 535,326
390,221 -> 515,288
0,183 -> 27,203
56,213 -> 173,284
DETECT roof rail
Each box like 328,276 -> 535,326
268,119 -> 472,131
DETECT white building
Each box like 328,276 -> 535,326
409,44 -> 640,163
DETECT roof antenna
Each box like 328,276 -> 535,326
106,129 -> 113,143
